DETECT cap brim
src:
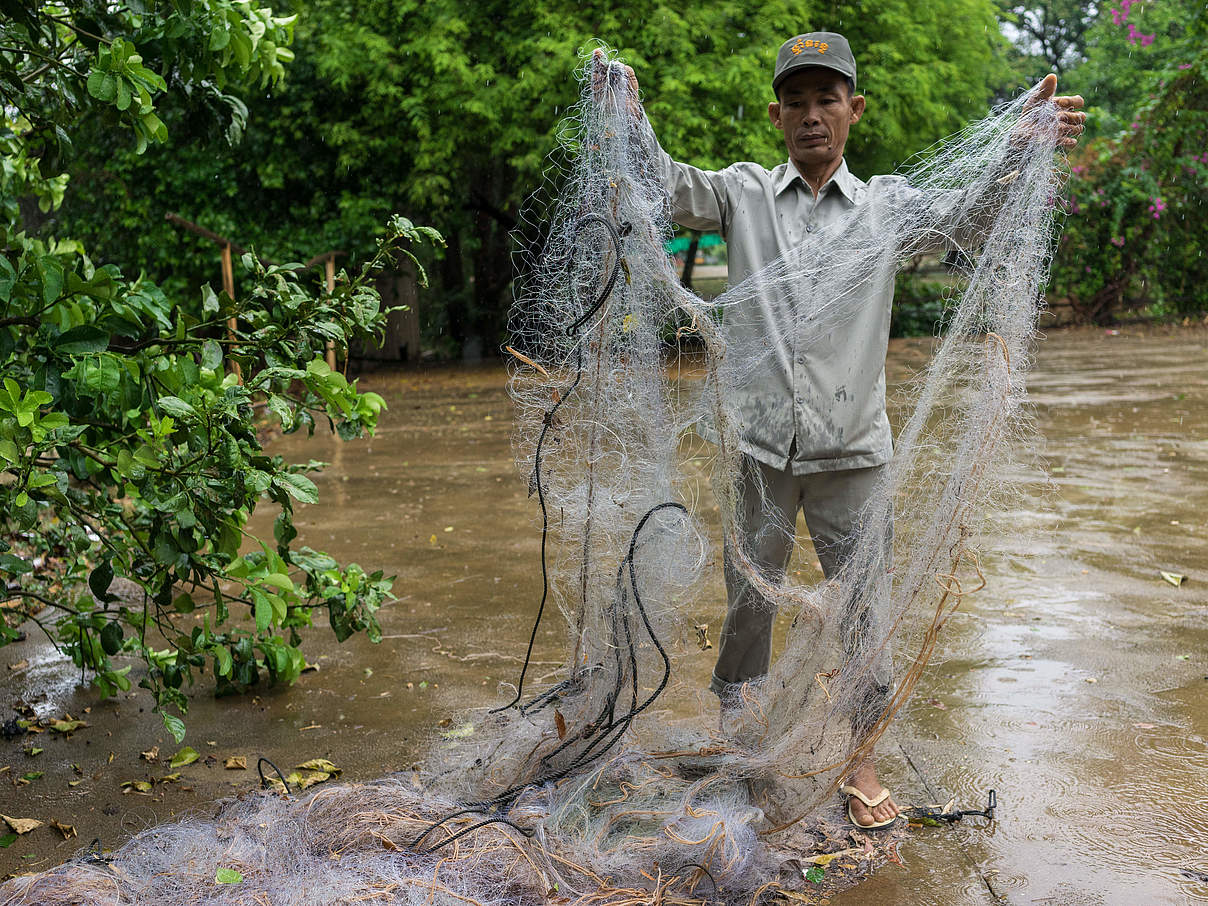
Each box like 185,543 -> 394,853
773,60 -> 856,93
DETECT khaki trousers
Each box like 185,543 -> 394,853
711,455 -> 893,729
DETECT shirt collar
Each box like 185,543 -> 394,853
776,158 -> 860,202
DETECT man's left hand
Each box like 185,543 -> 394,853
1029,73 -> 1086,149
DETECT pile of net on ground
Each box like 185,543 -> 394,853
1,48 -> 1066,906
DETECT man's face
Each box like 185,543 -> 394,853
768,69 -> 865,172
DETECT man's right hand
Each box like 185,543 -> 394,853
591,48 -> 641,116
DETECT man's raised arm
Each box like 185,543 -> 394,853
592,49 -> 732,235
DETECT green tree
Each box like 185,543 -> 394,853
50,0 -> 1014,356
999,0 -> 1099,77
1048,1 -> 1208,319
1,2 -> 440,740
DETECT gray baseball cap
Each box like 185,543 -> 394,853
772,32 -> 857,95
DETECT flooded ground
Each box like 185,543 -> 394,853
2,326 -> 1206,904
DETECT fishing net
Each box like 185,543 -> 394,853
1,47 -> 1066,906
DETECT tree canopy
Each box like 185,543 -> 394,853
50,0 -> 1013,353
1,1 -> 440,740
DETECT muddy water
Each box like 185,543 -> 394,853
2,327 -> 1206,904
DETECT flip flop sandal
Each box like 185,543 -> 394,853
839,784 -> 898,829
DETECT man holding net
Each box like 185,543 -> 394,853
600,34 -> 1084,828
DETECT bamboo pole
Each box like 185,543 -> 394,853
325,255 -> 337,371
220,242 -> 242,383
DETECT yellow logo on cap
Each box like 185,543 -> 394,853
790,38 -> 829,55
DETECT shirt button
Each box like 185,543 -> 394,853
806,222 -> 816,233
796,357 -> 804,365
795,396 -> 804,404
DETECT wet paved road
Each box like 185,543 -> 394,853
2,326 -> 1206,904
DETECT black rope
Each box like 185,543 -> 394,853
408,806 -> 490,849
673,862 -> 719,897
410,502 -> 690,851
421,817 -> 535,854
257,756 -> 291,797
83,837 -> 112,866
493,212 -> 624,714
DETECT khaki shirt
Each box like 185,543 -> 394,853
658,149 -> 933,475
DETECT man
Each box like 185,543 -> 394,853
600,34 -> 1084,828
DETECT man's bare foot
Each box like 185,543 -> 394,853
845,760 -> 900,827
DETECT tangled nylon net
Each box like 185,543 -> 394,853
1,49 -> 1066,906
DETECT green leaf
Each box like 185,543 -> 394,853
157,396 -> 196,419
100,621 -> 124,655
56,325 -> 110,355
214,645 -> 233,677
0,833 -> 16,848
38,257 -> 65,305
0,438 -> 19,465
259,572 -> 295,593
89,560 -> 115,601
253,588 -> 271,632
215,867 -> 243,884
162,713 -> 186,744
272,472 -> 318,505
169,746 -> 199,768
805,866 -> 825,883
201,339 -> 223,371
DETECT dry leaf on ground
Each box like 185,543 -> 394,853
2,815 -> 42,834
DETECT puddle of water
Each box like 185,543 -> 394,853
3,328 -> 1207,904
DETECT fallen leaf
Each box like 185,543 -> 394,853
140,746 -> 160,763
1085,677 -> 1098,684
694,623 -> 712,651
805,847 -> 864,867
25,747 -> 43,757
18,772 -> 42,783
1160,571 -> 1185,587
215,867 -> 243,884
554,709 -> 567,740
159,772 -> 182,783
49,820 -> 75,840
7,660 -> 28,672
296,758 -> 339,774
224,756 -> 247,770
295,771 -> 331,789
0,833 -> 15,848
67,780 -> 82,787
170,746 -> 199,768
120,780 -> 153,794
1,815 -> 42,834
48,718 -> 87,734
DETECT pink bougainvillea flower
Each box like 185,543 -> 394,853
1147,197 -> 1167,219
1110,237 -> 1125,247
1178,63 -> 1193,69
1140,32 -> 1155,46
